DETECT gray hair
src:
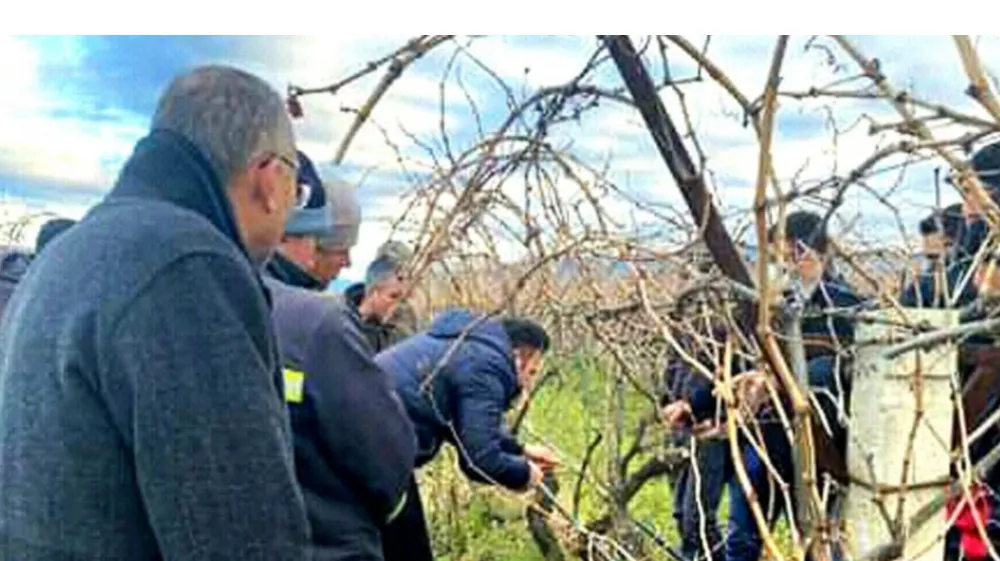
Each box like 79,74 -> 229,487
375,240 -> 413,264
365,255 -> 403,291
151,65 -> 294,186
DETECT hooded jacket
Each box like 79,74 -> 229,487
0,129 -> 310,561
265,277 -> 416,561
375,308 -> 530,491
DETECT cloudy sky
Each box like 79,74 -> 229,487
2,35 -> 999,283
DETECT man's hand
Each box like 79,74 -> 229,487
527,461 -> 545,489
661,400 -> 692,429
524,444 -> 561,472
690,418 -> 723,439
732,370 -> 769,413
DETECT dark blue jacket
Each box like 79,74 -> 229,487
755,275 -> 865,480
266,277 -> 416,561
900,256 -> 979,308
0,129 -> 310,560
660,323 -> 747,431
375,309 -> 531,491
797,273 -> 866,360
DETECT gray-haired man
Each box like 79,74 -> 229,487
344,242 -> 416,352
0,65 -> 311,560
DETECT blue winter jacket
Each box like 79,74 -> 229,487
375,309 -> 531,491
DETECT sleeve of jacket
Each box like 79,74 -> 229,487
661,358 -> 691,406
497,425 -> 524,455
452,363 -> 531,490
107,253 -> 310,561
305,304 -> 417,522
687,372 -> 719,423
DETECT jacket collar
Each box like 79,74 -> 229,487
108,128 -> 275,307
109,128 -> 251,261
264,252 -> 326,291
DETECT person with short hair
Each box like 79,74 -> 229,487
0,65 -> 312,560
34,217 -> 77,255
0,246 -> 30,320
344,246 -> 413,352
726,210 -> 866,561
375,309 -> 560,561
661,311 -> 745,561
0,217 -> 76,320
950,140 -> 1000,263
901,202 -> 973,308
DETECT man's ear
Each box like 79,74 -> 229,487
248,163 -> 282,214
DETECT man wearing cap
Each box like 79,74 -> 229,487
344,241 -> 419,352
265,151 -> 331,291
952,140 -> 1000,263
312,177 -> 361,285
264,151 -> 417,560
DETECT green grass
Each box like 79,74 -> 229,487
418,353 -> 792,560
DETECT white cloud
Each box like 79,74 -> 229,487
8,34 -> 1000,266
0,199 -> 89,250
460,35 -> 598,87
0,36 -> 141,191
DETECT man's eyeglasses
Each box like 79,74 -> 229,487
266,153 -> 310,209
274,153 -> 298,172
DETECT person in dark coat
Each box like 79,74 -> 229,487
947,140 -> 1000,264
264,151 -> 417,561
726,211 -> 867,561
0,218 -> 76,320
375,309 -> 559,561
661,316 -> 738,561
913,142 -> 1000,560
34,217 -> 77,255
267,280 -> 416,561
344,251 -> 413,353
0,246 -> 30,320
0,65 -> 313,560
265,150 -> 334,291
900,203 -> 974,308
